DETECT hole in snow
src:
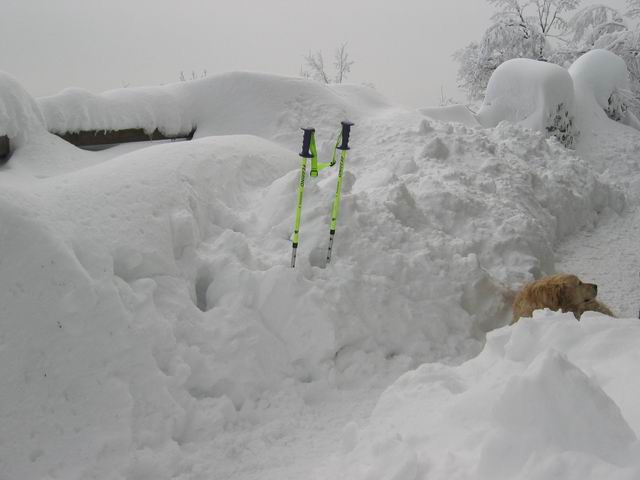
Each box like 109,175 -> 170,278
195,268 -> 213,312
308,246 -> 327,269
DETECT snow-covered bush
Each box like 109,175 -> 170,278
456,0 -> 640,116
606,89 -> 628,122
545,101 -> 579,148
569,48 -> 640,129
476,58 -> 580,146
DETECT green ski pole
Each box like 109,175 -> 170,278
291,127 -> 315,268
326,121 -> 354,265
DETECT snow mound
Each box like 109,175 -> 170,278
0,71 -> 46,148
569,49 -> 640,131
324,312 -> 640,480
569,49 -> 630,112
476,51 -> 640,141
477,58 -> 576,133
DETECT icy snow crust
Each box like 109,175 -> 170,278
0,65 -> 635,479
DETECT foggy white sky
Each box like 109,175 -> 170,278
0,0 -> 629,107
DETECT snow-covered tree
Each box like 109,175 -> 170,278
456,0 -> 581,99
627,0 -> 640,18
568,4 -> 626,47
555,5 -> 640,113
454,23 -> 545,99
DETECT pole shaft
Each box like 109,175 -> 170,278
330,150 -> 347,232
326,232 -> 335,264
326,149 -> 347,264
291,157 -> 307,268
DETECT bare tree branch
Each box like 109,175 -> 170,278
334,43 -> 355,84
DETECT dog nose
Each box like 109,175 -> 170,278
594,284 -> 598,294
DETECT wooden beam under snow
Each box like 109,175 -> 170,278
56,127 -> 196,147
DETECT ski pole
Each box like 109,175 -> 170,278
291,127 -> 315,268
326,121 -> 354,265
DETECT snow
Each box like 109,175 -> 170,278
0,71 -> 46,148
38,72 -> 393,143
39,85 -> 192,136
569,49 -> 630,112
323,314 -> 640,480
1,48 -> 640,480
476,58 -> 576,131
419,104 -> 481,127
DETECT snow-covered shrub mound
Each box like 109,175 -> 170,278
324,312 -> 640,480
0,71 -> 46,148
477,59 -> 579,147
569,49 -> 640,130
570,49 -> 630,112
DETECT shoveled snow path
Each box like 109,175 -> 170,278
557,203 -> 640,319
557,121 -> 640,319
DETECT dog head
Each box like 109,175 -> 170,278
536,274 -> 597,311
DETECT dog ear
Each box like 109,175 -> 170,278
546,283 -> 566,310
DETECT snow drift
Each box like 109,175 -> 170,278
0,63 -> 633,479
323,311 -> 640,480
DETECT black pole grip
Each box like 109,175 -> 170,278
300,127 -> 315,158
338,121 -> 354,151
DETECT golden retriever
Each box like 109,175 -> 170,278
512,273 -> 614,324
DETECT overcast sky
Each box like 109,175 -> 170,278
0,0 -> 629,108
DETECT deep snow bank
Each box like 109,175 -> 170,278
0,71 -> 629,479
323,311 -> 640,480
